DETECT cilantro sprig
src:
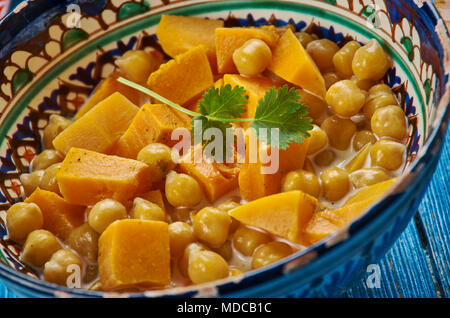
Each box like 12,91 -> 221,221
117,77 -> 312,150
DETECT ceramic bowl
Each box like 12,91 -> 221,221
0,0 -> 448,298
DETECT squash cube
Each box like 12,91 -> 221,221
25,188 -> 85,241
317,198 -> 376,227
268,29 -> 326,98
156,15 -> 224,70
147,45 -> 214,105
137,190 -> 165,210
75,72 -> 145,120
179,146 -> 240,202
215,26 -> 280,74
304,214 -> 339,245
57,148 -> 152,206
229,190 -> 317,244
99,219 -> 170,290
223,74 -> 275,128
345,178 -> 397,205
53,92 -> 139,155
115,104 -> 191,159
239,131 -> 310,201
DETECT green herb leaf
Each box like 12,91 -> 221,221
250,85 -> 313,150
198,84 -> 248,120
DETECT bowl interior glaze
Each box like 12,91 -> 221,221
0,0 -> 448,297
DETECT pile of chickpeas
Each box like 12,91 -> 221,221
4,28 -> 407,292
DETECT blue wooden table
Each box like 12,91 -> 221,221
0,0 -> 448,299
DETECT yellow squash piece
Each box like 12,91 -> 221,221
304,214 -> 339,244
99,219 -> 171,290
57,148 -> 152,206
25,188 -> 85,241
147,45 -> 214,105
115,104 -> 191,159
137,190 -> 165,210
223,74 -> 275,128
215,26 -> 280,74
75,72 -> 145,120
179,146 -> 240,202
268,29 -> 326,98
344,143 -> 371,173
53,92 -> 139,155
316,198 -> 377,227
156,15 -> 224,71
345,178 -> 397,205
239,131 -> 310,201
230,190 -> 317,244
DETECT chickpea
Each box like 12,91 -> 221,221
43,115 -> 72,150
213,240 -> 233,261
21,230 -> 61,267
363,93 -> 398,119
165,171 -> 203,208
323,72 -> 341,90
188,249 -> 229,284
349,168 -> 390,188
332,41 -> 361,77
368,83 -> 392,96
326,80 -> 366,117
115,50 -> 162,84
370,139 -> 406,171
371,106 -> 407,140
353,130 -> 377,151
282,169 -> 321,198
193,207 -> 231,247
217,200 -> 240,233
299,89 -> 327,120
295,31 -> 314,47
137,143 -> 177,182
88,199 -> 127,233
308,124 -> 328,154
232,39 -> 272,76
32,150 -> 63,171
39,163 -> 61,194
20,170 -> 44,197
68,223 -> 99,264
233,225 -> 271,256
130,197 -> 166,222
229,268 -> 244,277
168,221 -> 195,258
320,167 -> 350,201
6,202 -> 43,243
352,39 -> 390,80
83,264 -> 98,284
314,149 -> 336,166
321,115 -> 357,150
252,242 -> 293,269
178,242 -> 209,277
43,249 -> 83,286
350,75 -> 375,91
306,39 -> 340,72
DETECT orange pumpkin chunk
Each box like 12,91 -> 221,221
304,214 -> 339,244
53,92 -> 139,155
75,72 -> 145,120
239,132 -> 310,201
137,189 -> 165,210
57,148 -> 152,206
316,198 -> 376,227
98,219 -> 170,290
179,146 -> 240,202
215,26 -> 280,74
156,15 -> 224,70
25,188 -> 84,241
268,29 -> 326,98
115,104 -> 191,159
147,45 -> 214,105
229,190 -> 317,244
223,74 -> 275,128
